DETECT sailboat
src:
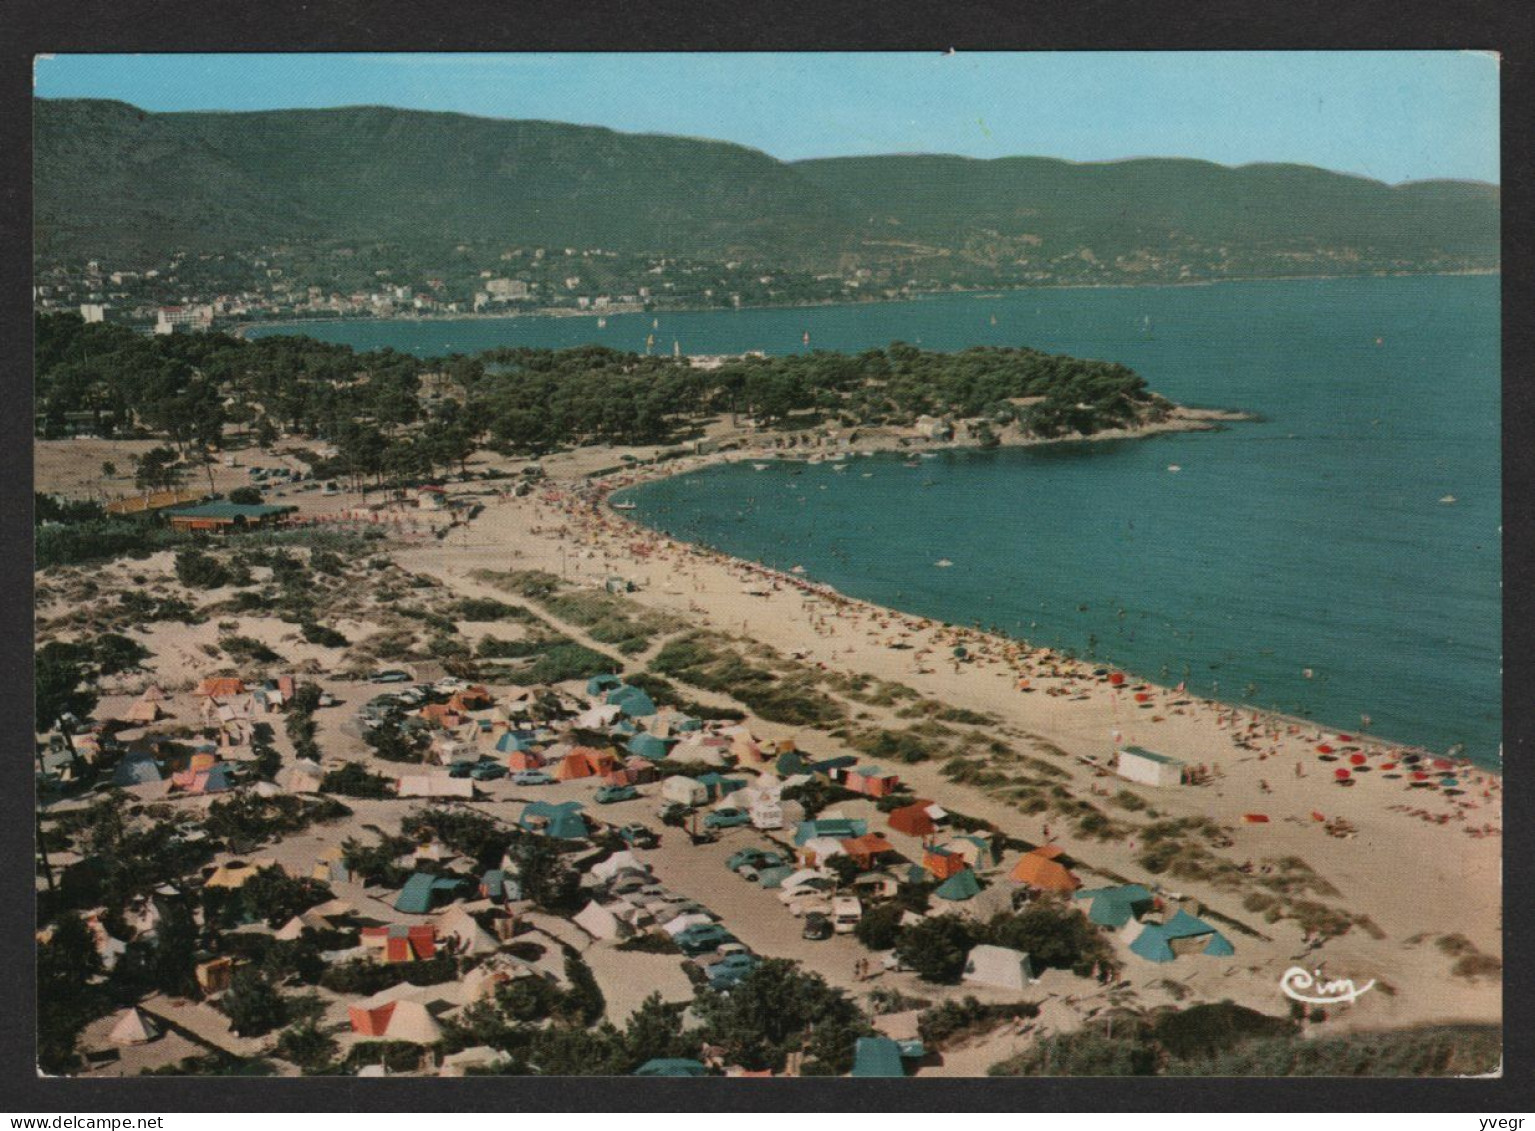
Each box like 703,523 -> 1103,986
802,330 -> 811,346
652,318 -> 660,329
752,462 -> 771,471
1140,315 -> 1156,340
989,314 -> 997,327
596,317 -> 607,328
645,333 -> 655,355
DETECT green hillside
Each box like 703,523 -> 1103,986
34,98 -> 1499,281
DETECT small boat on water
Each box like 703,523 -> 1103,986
935,559 -> 954,568
861,472 -> 873,478
752,462 -> 771,471
832,463 -> 848,472
1167,464 -> 1182,473
1440,494 -> 1457,504
611,502 -> 637,511
596,317 -> 607,328
920,452 -> 938,459
903,459 -> 921,469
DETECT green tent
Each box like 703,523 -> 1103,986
634,1057 -> 708,1077
933,867 -> 982,902
850,1037 -> 906,1078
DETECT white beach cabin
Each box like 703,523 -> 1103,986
1116,746 -> 1186,787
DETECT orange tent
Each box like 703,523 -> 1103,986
420,704 -> 460,727
198,677 -> 244,698
349,1000 -> 397,1037
889,801 -> 938,838
1009,848 -> 1081,892
840,833 -> 898,870
923,847 -> 969,881
555,747 -> 617,781
506,750 -> 546,772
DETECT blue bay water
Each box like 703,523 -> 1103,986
258,277 -> 1502,765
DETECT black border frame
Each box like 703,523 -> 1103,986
2,0 -> 1530,1112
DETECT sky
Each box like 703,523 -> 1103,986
33,51 -> 1500,185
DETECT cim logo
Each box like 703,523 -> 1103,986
1279,966 -> 1376,1006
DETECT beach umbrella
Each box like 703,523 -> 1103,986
1380,762 -> 1397,771
1134,692 -> 1152,703
1336,734 -> 1354,742
1412,771 -> 1429,781
1433,758 -> 1453,770
1441,778 -> 1460,788
1109,672 -> 1126,687
1349,753 -> 1367,766
1333,768 -> 1351,780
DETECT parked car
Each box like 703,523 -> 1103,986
703,808 -> 750,830
448,762 -> 475,779
708,953 -> 761,989
617,824 -> 658,849
511,770 -> 554,786
726,848 -> 783,873
470,762 -> 508,781
832,896 -> 863,934
594,784 -> 639,804
676,924 -> 737,957
802,913 -> 834,941
370,669 -> 413,683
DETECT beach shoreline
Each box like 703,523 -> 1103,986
375,439 -> 1502,1033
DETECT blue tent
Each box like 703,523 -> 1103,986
606,685 -> 657,718
696,772 -> 745,801
627,733 -> 672,761
518,800 -> 590,841
776,750 -> 809,777
394,872 -> 463,915
850,1037 -> 906,1078
933,868 -> 982,903
495,732 -> 532,753
586,674 -> 625,696
1074,884 -> 1156,929
1129,909 -> 1235,963
113,753 -> 162,787
793,817 -> 867,845
634,1058 -> 708,1078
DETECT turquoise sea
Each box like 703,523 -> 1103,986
257,276 -> 1502,765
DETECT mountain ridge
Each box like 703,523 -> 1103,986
34,98 -> 1500,283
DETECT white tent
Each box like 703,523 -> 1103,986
591,851 -> 645,883
575,704 -> 622,729
397,774 -> 474,799
661,912 -> 715,938
798,836 -> 846,866
279,758 -> 324,793
435,905 -> 499,956
962,944 -> 1036,990
661,777 -> 708,806
354,991 -> 443,1045
573,900 -> 631,941
108,1006 -> 161,1045
440,1046 -> 509,1076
